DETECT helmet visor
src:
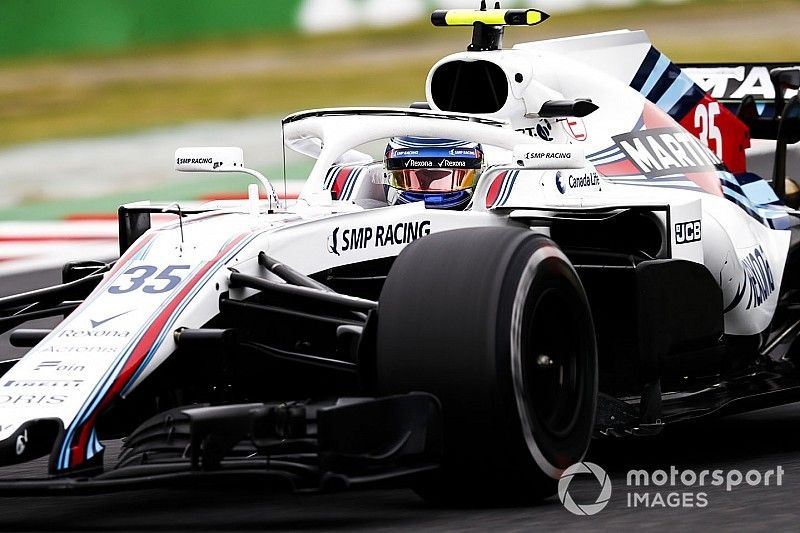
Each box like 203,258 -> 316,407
386,168 -> 479,192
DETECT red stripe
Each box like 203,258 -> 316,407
64,214 -> 118,221
331,167 -> 354,200
596,159 -> 640,177
107,232 -> 156,277
53,232 -> 157,341
68,232 -> 250,467
685,172 -> 724,197
485,171 -> 507,208
0,235 -> 116,243
642,100 -> 677,130
61,192 -> 300,221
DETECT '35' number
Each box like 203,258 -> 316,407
694,102 -> 723,160
109,265 -> 191,294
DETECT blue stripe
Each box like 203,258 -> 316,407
647,62 -> 682,103
342,167 -> 362,200
723,186 -> 787,219
655,75 -> 695,115
121,266 -> 217,397
491,172 -> 513,208
587,145 -> 620,160
612,176 -> 698,184
591,152 -> 626,165
741,180 -> 780,205
735,172 -> 766,186
58,330 -> 148,466
723,191 -> 767,223
57,265 -> 173,468
722,181 -> 745,195
497,170 -> 519,206
58,267 -> 200,468
64,262 -> 218,467
723,171 -> 784,209
631,46 -> 661,92
616,182 -> 705,194
58,231 -> 268,469
135,242 -> 154,260
121,262 -> 215,392
88,430 -> 101,458
717,171 -> 737,185
667,84 -> 706,121
769,215 -> 792,230
324,166 -> 340,189
498,171 -> 519,206
640,54 -> 671,97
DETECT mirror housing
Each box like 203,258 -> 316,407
173,146 -> 281,211
174,147 -> 244,172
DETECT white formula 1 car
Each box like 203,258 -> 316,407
1,4 -> 800,502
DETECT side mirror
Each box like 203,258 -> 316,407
173,146 -> 281,211
174,147 -> 244,172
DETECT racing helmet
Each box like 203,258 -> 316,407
384,136 -> 484,210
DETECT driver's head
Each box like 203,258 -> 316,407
384,136 -> 483,210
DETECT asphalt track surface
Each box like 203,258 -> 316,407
2,269 -> 800,531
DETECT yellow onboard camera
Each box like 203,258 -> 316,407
430,2 -> 549,51
430,8 -> 549,27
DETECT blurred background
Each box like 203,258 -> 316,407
0,0 -> 798,271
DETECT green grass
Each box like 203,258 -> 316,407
0,64 -> 433,146
0,161 -> 313,220
0,0 -> 797,147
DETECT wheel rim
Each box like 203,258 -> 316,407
510,247 -> 594,478
522,286 -> 583,440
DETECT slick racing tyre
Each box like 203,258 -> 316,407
375,227 -> 597,504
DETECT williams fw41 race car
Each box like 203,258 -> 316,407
2,4 -> 800,502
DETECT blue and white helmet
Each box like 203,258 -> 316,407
384,136 -> 484,210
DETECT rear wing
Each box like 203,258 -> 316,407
680,63 -> 800,141
681,63 -> 800,199
681,63 -> 800,119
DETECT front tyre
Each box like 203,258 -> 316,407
375,227 -> 597,503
